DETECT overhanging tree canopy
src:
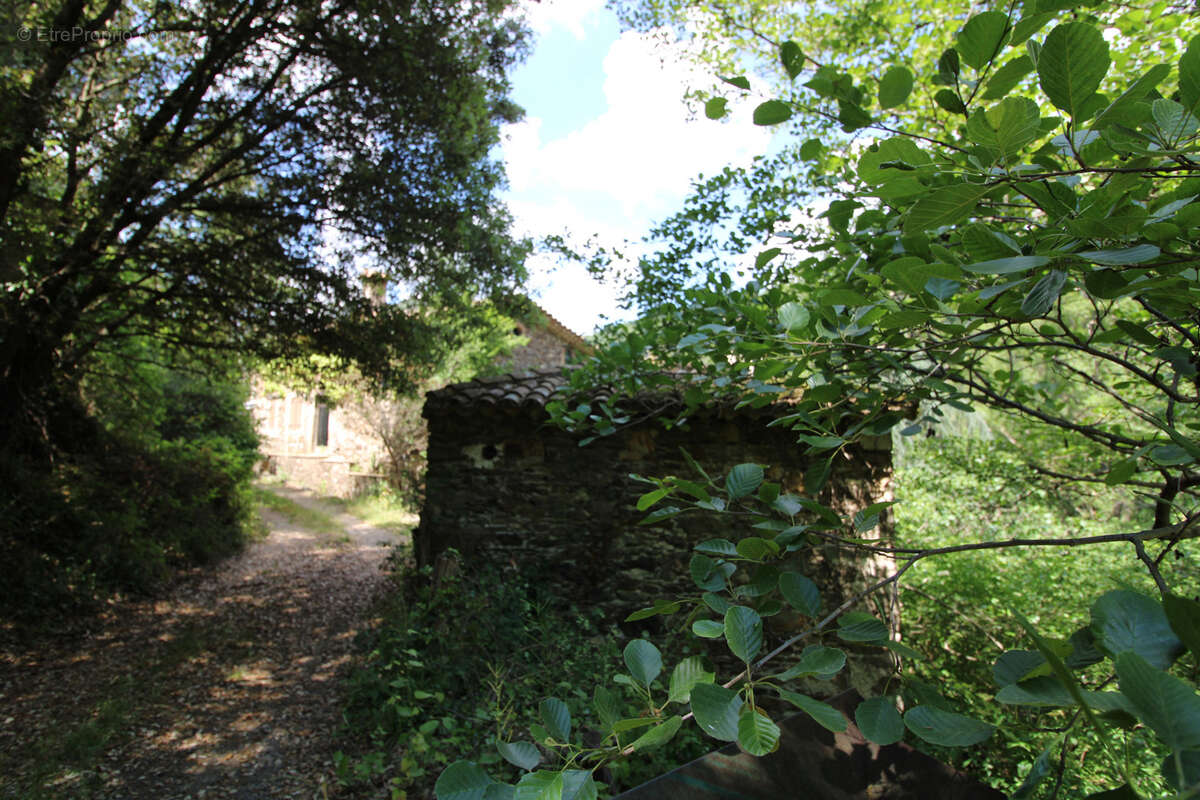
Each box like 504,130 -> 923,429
0,0 -> 530,455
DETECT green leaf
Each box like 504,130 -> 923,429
838,612 -> 889,642
1021,270 -> 1067,317
725,605 -> 764,662
779,572 -> 821,616
690,554 -> 727,592
593,686 -> 621,731
755,247 -> 782,268
994,650 -> 1048,686
878,66 -> 914,109
690,683 -> 742,741
497,741 -> 541,771
1104,460 -> 1137,486
856,696 -> 905,745
736,537 -> 779,561
957,11 -> 1010,70
737,706 -> 781,755
1083,785 -> 1140,800
561,771 -> 596,800
725,463 -> 764,499
628,716 -> 683,752
720,75 -> 750,90
780,41 -> 805,80
778,690 -> 848,732
692,619 -> 725,638
1079,245 -> 1160,266
515,770 -> 563,800
1090,589 -> 1184,670
636,488 -> 668,511
668,656 -> 715,704
696,539 -> 738,557
1094,63 -> 1171,127
776,645 -> 847,680
966,96 -> 1042,161
753,100 -> 792,126
1182,35 -> 1200,113
539,698 -> 571,743
1116,651 -> 1200,751
624,640 -> 663,687
778,301 -> 810,331
1115,320 -> 1160,347
485,785 -> 515,800
1037,23 -> 1110,118
983,55 -> 1035,100
903,706 -> 994,747
1163,749 -> 1200,792
963,255 -> 1049,274
934,89 -> 967,114
704,97 -> 728,120
436,761 -> 497,800
904,184 -> 990,233
1164,594 -> 1200,662
1012,745 -> 1056,800
800,138 -> 823,160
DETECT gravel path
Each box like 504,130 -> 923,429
0,484 -> 408,800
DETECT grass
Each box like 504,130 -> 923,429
251,485 -> 343,536
342,486 -> 417,536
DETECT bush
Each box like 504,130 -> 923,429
0,372 -> 260,622
338,554 -> 710,798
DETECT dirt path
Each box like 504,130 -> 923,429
0,484 -> 407,800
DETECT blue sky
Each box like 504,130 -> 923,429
501,1 -> 776,336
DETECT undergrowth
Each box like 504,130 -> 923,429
338,554 -> 709,799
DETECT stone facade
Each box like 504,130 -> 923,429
249,305 -> 590,498
416,371 -> 898,652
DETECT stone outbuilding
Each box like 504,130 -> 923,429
415,369 -> 897,629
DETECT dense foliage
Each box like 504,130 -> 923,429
433,0 -> 1200,797
0,0 -> 531,613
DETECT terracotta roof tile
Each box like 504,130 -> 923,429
425,368 -> 572,413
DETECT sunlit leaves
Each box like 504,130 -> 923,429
957,12 -> 1010,70
904,184 -> 991,233
878,66 -> 914,109
1037,23 -> 1110,118
668,656 -> 715,703
753,100 -> 793,125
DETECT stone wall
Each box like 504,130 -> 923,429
494,324 -> 574,375
416,400 -> 896,629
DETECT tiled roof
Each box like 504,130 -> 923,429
526,302 -> 593,354
425,368 -> 573,413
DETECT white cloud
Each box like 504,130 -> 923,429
522,0 -> 606,39
503,30 -> 773,227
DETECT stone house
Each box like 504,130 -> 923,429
250,304 -> 590,497
416,369 -> 898,642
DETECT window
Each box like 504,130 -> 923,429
315,403 -> 329,447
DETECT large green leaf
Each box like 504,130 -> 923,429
753,100 -> 792,126
957,11 -> 1010,70
561,771 -> 597,800
1021,270 -> 1067,317
690,683 -> 742,741
963,255 -> 1049,274
1163,749 -> 1200,792
878,66 -> 914,109
775,645 -> 847,680
628,716 -> 683,752
994,650 -> 1047,686
904,184 -> 991,233
624,639 -> 663,687
690,554 -> 727,592
1164,594 -> 1200,662
903,706 -> 994,747
983,55 -> 1034,99
856,696 -> 905,745
1037,22 -> 1110,118
1090,589 -> 1184,670
780,41 -> 805,80
837,612 -> 889,642
1012,745 -> 1056,800
539,698 -> 571,743
437,762 -> 497,800
966,96 -> 1042,161
725,463 -> 764,499
725,605 -> 763,662
779,690 -> 848,732
778,571 -> 821,616
515,770 -> 564,800
1181,34 -> 1200,113
737,706 -> 782,755
497,741 -> 541,771
1116,652 -> 1200,751
592,686 -> 621,731
668,656 -> 715,704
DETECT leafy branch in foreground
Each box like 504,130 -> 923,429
435,1 -> 1200,797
